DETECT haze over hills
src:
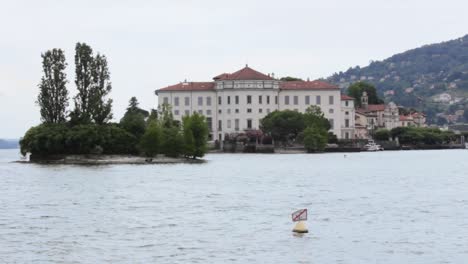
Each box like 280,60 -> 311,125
0,139 -> 19,149
328,34 -> 468,124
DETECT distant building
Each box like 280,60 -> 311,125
155,65 -> 355,142
354,92 -> 426,139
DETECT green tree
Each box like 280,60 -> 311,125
347,81 -> 384,107
71,43 -> 113,124
139,120 -> 163,157
182,113 -> 208,159
260,110 -> 305,144
89,53 -> 113,124
280,76 -> 303,82
182,120 -> 196,158
303,126 -> 328,152
37,49 -> 69,124
375,129 -> 391,141
71,43 -> 94,124
303,106 -> 331,130
127,97 -> 149,117
120,97 -> 147,139
162,126 -> 184,157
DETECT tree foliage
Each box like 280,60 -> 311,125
20,123 -> 136,156
280,76 -> 303,82
303,126 -> 328,152
390,127 -> 456,145
347,81 -> 384,107
375,129 -> 391,141
120,97 -> 147,140
71,43 -> 113,124
37,49 -> 69,124
260,110 -> 305,143
182,113 -> 209,159
139,120 -> 163,157
260,106 -> 331,145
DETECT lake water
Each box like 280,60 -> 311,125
1,149 -> 468,263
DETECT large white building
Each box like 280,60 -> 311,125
155,65 -> 355,142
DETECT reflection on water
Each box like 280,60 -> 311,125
0,149 -> 468,263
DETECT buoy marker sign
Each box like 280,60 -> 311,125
292,209 -> 308,233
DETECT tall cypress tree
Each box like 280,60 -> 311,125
71,43 -> 113,124
37,49 -> 69,124
71,42 -> 94,124
90,53 -> 113,124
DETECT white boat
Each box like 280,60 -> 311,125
364,140 -> 384,151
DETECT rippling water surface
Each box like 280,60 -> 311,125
1,149 -> 468,263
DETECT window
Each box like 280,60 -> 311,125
345,111 -> 349,115
185,110 -> 190,116
329,119 -> 334,129
247,108 -> 252,113
185,97 -> 190,106
206,110 -> 212,115
174,97 -> 179,106
267,96 -> 270,104
329,109 -> 334,114
259,95 -> 262,104
285,96 -> 290,105
218,109 -> 222,114
329,95 -> 334,105
206,117 -> 212,131
198,97 -> 203,106
235,95 -> 239,104
316,95 -> 321,105
259,108 -> 263,113
218,96 -> 222,105
235,109 -> 239,113
218,120 -> 222,131
227,119 -> 232,128
227,109 -> 231,114
293,96 -> 298,105
345,132 -> 349,139
163,97 -> 169,104
345,101 -> 349,107
267,109 -> 270,114
198,110 -> 203,114
174,110 -> 179,115
345,119 -> 350,128
207,97 -> 212,106
275,96 -> 278,104
235,119 -> 239,131
247,95 -> 252,104
247,119 -> 252,129
305,95 -> 310,105
227,96 -> 231,105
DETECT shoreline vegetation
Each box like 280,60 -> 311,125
19,43 -> 465,164
20,43 -> 209,164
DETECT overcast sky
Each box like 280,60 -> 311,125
1,0 -> 467,138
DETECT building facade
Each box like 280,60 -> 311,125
155,65 -> 354,142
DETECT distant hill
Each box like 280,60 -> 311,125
0,139 -> 19,149
328,34 -> 468,123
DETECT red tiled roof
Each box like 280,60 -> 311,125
400,115 -> 413,121
157,82 -> 215,92
216,66 -> 274,80
279,80 -> 339,90
358,104 -> 385,112
341,94 -> 354,100
213,73 -> 229,80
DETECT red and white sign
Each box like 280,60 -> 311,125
291,209 -> 307,222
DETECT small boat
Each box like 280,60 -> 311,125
364,140 -> 384,151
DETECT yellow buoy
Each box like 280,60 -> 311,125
292,221 -> 308,233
